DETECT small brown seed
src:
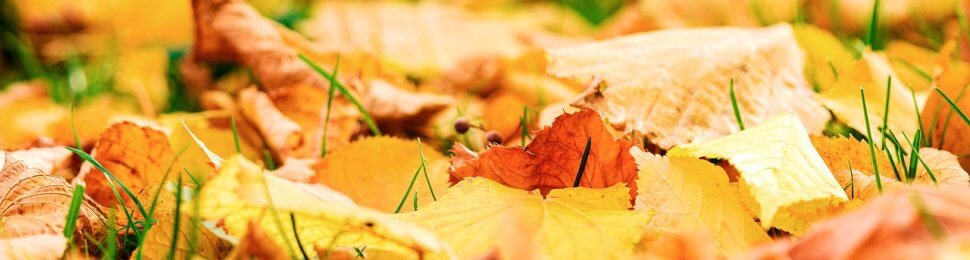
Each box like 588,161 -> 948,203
485,131 -> 502,144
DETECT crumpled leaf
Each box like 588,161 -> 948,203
746,186 -> 970,259
449,108 -> 638,197
631,149 -> 769,255
547,24 -> 830,149
362,79 -> 454,135
186,155 -> 448,259
311,136 -> 450,213
7,146 -> 73,177
190,0 -> 361,157
398,177 -> 646,259
75,121 -> 176,207
0,152 -> 107,239
298,1 -> 528,77
817,50 -> 924,148
133,185 -> 228,260
237,87 -> 304,156
669,113 -> 848,234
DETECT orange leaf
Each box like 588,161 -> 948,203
76,121 -> 175,207
449,108 -> 638,197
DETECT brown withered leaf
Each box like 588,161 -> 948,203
7,146 -> 73,177
747,187 -> 970,259
0,152 -> 106,239
362,79 -> 454,135
449,108 -> 638,197
237,87 -> 304,156
75,121 -> 175,207
547,24 -> 830,150
191,0 -> 324,91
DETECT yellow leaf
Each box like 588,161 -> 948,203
631,149 -> 769,255
311,136 -> 450,213
791,24 -> 855,92
546,24 -> 830,149
817,51 -> 924,149
669,113 -> 848,234
133,185 -> 228,260
398,177 -> 647,259
158,111 -> 260,177
186,155 -> 448,259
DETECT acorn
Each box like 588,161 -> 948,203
485,131 -> 502,144
454,117 -> 471,134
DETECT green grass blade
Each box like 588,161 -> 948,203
289,213 -> 310,260
66,147 -> 149,238
879,76 -> 892,149
865,0 -> 881,48
935,87 -> 970,127
262,147 -> 277,170
911,87 -> 927,147
230,115 -> 242,154
167,175 -> 184,259
63,184 -> 85,238
298,53 -> 381,136
860,87 -> 884,192
70,104 -> 81,149
321,56 -> 341,157
573,137 -> 593,187
413,191 -> 419,211
416,138 -> 436,201
394,164 -> 425,213
730,78 -> 745,131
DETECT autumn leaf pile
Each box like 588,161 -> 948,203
3,0 -> 970,259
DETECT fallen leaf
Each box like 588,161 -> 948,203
186,155 -> 448,259
669,113 -> 848,235
299,1 -> 528,77
817,50 -> 923,149
921,50 -> 970,170
362,80 -> 454,135
810,135 -> 896,178
0,152 -> 107,239
7,146 -> 73,176
632,149 -> 770,255
398,177 -> 646,259
547,24 -> 831,149
630,232 -> 723,260
746,186 -> 970,259
449,108 -> 638,197
225,221 -> 289,260
912,148 -> 969,187
312,136 -> 450,213
133,185 -> 228,260
75,121 -> 175,207
158,111 -> 260,176
237,87 -> 304,156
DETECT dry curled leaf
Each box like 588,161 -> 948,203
547,24 -> 830,150
747,187 -> 970,259
450,108 -> 638,197
632,149 -> 769,256
669,113 -> 848,235
237,87 -> 304,156
312,136 -> 450,213
362,80 -> 454,135
75,121 -> 175,207
398,177 -> 647,259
